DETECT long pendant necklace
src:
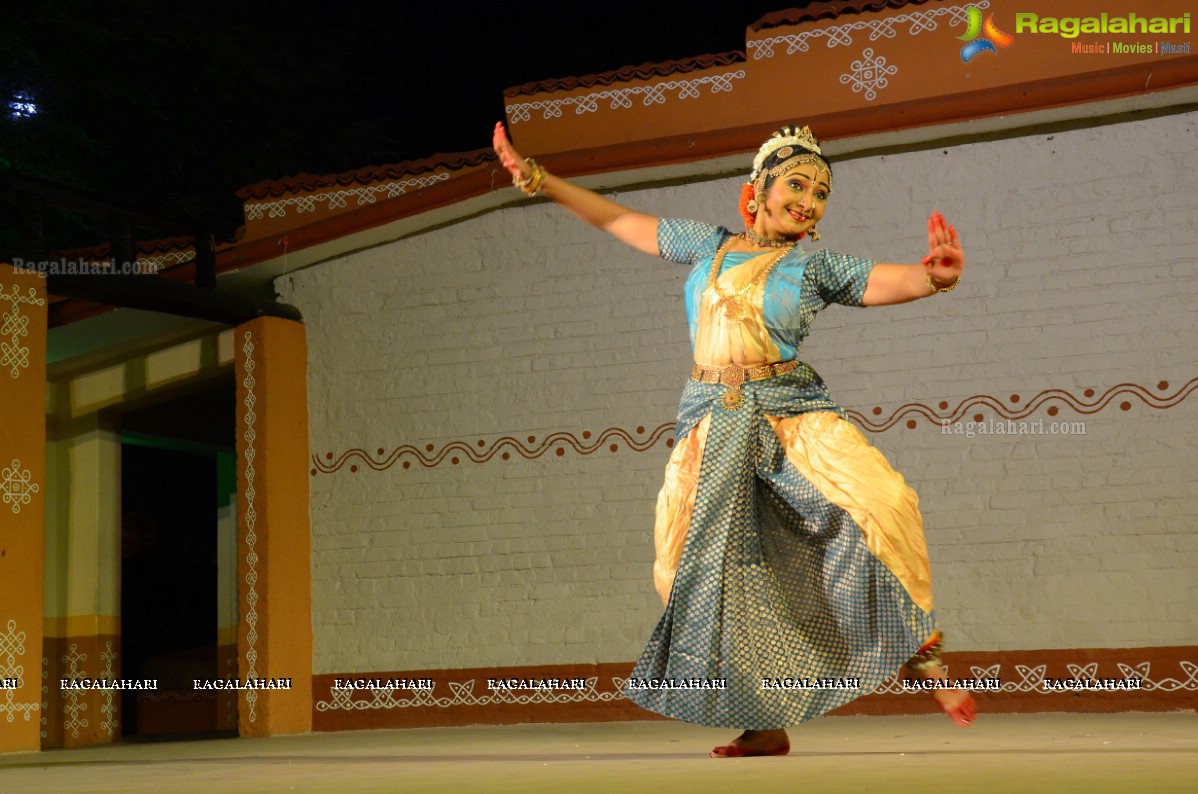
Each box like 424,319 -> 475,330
706,236 -> 795,321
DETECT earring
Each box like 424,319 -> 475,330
809,226 -> 820,242
747,193 -> 760,214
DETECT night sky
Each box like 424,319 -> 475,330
2,1 -> 812,245
359,1 -> 803,161
8,2 -> 804,178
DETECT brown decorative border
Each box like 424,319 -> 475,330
312,647 -> 1197,731
55,234 -> 196,262
836,646 -> 1198,718
750,0 -> 932,33
847,377 -> 1197,433
311,377 -> 1195,475
51,62 -> 1198,327
236,150 -> 496,201
503,52 -> 746,98
311,423 -> 675,476
313,663 -> 644,731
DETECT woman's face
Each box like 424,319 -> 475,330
757,164 -> 829,239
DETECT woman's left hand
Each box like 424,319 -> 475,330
922,210 -> 964,287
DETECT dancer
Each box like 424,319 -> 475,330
493,121 -> 975,757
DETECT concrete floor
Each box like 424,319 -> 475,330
2,713 -> 1196,794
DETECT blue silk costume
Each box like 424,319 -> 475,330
623,219 -> 938,729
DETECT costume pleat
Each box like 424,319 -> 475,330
624,369 -> 937,729
627,219 -> 938,729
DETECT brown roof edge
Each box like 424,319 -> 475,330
220,55 -> 1198,269
503,52 -> 746,98
505,1 -> 935,96
235,149 -> 497,201
50,56 -> 1198,328
749,0 -> 932,34
52,234 -> 197,262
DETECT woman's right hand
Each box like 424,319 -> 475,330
493,122 -> 531,182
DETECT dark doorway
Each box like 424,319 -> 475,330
119,380 -> 236,739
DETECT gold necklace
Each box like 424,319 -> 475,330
705,238 -> 795,321
742,228 -> 795,248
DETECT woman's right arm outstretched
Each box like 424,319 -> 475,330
493,122 -> 660,257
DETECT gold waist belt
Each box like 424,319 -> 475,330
690,360 -> 798,389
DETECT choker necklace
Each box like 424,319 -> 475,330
742,228 -> 796,248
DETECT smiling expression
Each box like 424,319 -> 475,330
754,165 -> 830,239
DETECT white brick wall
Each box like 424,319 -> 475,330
280,110 -> 1198,675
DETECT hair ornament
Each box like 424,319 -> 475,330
749,125 -> 825,182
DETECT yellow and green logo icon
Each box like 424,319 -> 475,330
959,6 -> 1015,61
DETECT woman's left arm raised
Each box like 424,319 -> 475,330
861,211 -> 964,307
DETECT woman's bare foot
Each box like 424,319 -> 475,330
710,728 -> 790,758
914,664 -> 977,727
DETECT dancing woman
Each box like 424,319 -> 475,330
493,122 -> 975,757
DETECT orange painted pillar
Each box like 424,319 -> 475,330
234,317 -> 312,735
41,413 -> 123,749
0,264 -> 48,752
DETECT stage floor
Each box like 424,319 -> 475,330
3,713 -> 1196,793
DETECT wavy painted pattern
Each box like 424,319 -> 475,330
312,424 -> 675,475
312,378 -> 1196,475
846,377 -> 1196,433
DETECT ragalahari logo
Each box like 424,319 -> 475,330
959,6 -> 1015,61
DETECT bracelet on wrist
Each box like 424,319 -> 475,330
926,272 -> 960,294
513,158 -> 548,196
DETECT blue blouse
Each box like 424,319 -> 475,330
658,218 -> 876,361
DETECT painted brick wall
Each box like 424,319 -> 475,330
279,110 -> 1198,676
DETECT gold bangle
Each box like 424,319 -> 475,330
927,273 -> 960,294
513,158 -> 548,196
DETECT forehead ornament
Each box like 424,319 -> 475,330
749,125 -> 832,193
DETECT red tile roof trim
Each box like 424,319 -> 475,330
48,53 -> 1198,328
502,2 -> 931,100
748,0 -> 931,33
53,235 -> 197,262
236,150 -> 496,201
503,52 -> 746,98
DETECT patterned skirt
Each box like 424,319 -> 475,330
624,363 -> 937,729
